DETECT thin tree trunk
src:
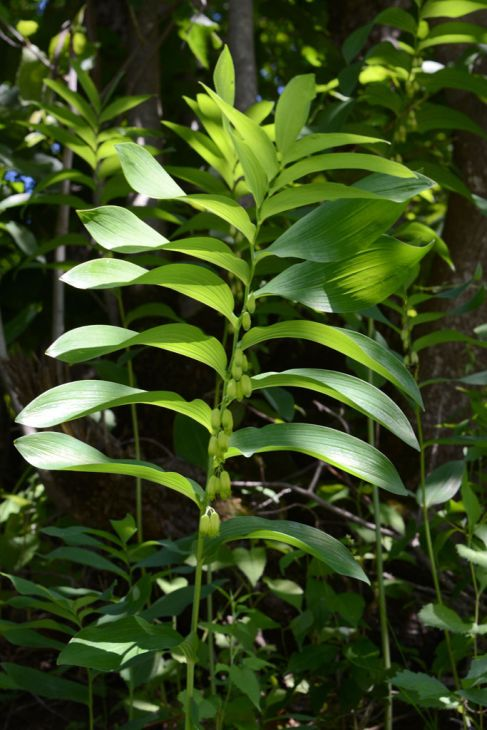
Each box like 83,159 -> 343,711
419,17 -> 487,460
52,66 -> 76,343
228,0 -> 257,111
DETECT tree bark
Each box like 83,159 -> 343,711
228,0 -> 257,111
419,17 -> 487,459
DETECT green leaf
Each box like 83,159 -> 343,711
419,461 -> 465,507
260,182 -> 382,220
2,662 -> 88,704
58,616 -> 182,672
251,369 -> 418,449
422,1 -> 487,19
265,577 -> 303,609
392,670 -> 455,709
257,236 -> 433,312
229,423 -> 406,495
375,7 -> 418,33
413,328 -> 487,353
241,320 -> 422,406
116,143 -> 185,199
16,380 -> 212,431
78,205 -> 169,253
185,194 -> 255,241
46,546 -> 129,580
201,85 -> 279,181
43,78 -> 98,129
275,74 -> 316,155
14,432 -> 204,505
264,173 -> 433,262
100,95 -> 151,123
283,132 -> 388,165
62,260 -> 237,325
420,21 -> 487,49
213,45 -> 235,105
205,516 -> 369,584
418,603 -> 472,634
273,152 -> 415,190
456,544 -> 487,569
416,103 -> 487,138
419,68 -> 487,101
72,61 -> 100,112
46,323 -> 227,378
232,547 -> 267,587
163,237 -> 250,284
229,665 -> 261,710
232,135 -> 267,207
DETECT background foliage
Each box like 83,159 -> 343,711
0,1 -> 486,729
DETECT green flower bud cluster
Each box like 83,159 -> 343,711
199,507 -> 220,537
240,293 -> 255,333
227,348 -> 252,403
208,407 -> 233,461
207,469 -> 232,500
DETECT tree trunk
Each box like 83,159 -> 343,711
228,0 -> 257,111
419,17 -> 487,459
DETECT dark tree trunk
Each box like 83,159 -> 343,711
228,0 -> 257,110
419,17 -> 487,459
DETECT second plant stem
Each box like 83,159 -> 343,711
367,320 -> 392,730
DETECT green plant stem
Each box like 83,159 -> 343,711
116,293 -> 144,542
184,528 -> 205,730
367,320 -> 392,730
184,226 -> 259,728
416,412 -> 462,697
87,669 -> 94,730
207,565 -> 216,697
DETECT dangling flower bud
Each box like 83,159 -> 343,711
208,435 -> 218,456
234,348 -> 244,368
241,311 -> 251,331
227,379 -> 237,399
217,430 -> 229,453
247,293 -> 256,314
241,374 -> 252,398
210,408 -> 221,431
219,470 -> 231,499
207,508 -> 221,537
222,408 -> 233,435
207,474 -> 219,500
199,511 -> 211,536
232,363 -> 243,380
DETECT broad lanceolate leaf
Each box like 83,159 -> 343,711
205,516 -> 369,583
418,460 -> 465,507
283,132 -> 389,165
251,369 -> 418,449
213,45 -> 235,105
17,381 -> 212,431
163,237 -> 250,284
201,85 -> 279,181
272,152 -> 415,190
275,74 -> 316,155
259,182 -> 383,221
229,423 -> 407,495
1,662 -> 88,704
99,95 -> 151,123
241,320 -> 422,406
185,194 -> 255,241
116,143 -> 185,199
78,205 -> 168,253
62,260 -> 237,325
47,323 -> 227,378
419,21 -> 487,49
15,432 -> 204,505
264,173 -> 433,262
257,236 -> 433,313
58,616 -> 182,672
421,1 -> 487,18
